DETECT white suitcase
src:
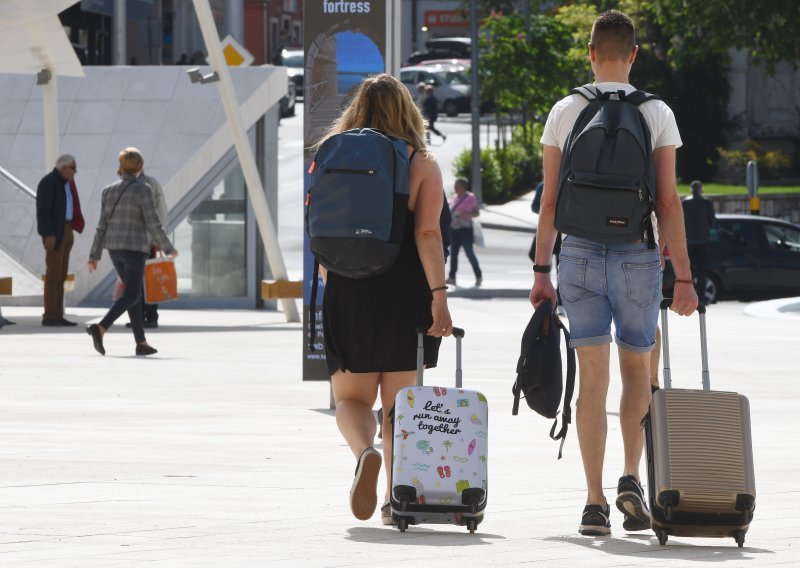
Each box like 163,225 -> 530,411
390,328 -> 488,533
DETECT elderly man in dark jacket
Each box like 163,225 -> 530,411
36,154 -> 85,326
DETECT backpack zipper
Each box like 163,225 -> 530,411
324,167 -> 375,175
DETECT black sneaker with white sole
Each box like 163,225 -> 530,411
616,475 -> 651,531
579,503 -> 611,536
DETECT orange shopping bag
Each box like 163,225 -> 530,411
143,256 -> 178,303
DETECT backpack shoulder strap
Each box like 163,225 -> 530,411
309,259 -> 320,352
549,314 -> 575,459
624,90 -> 661,106
570,84 -> 602,102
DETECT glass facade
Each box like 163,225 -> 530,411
171,165 -> 248,297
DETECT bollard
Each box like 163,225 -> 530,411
746,160 -> 760,215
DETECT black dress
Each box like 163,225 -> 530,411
323,211 -> 442,375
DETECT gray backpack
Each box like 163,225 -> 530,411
555,85 -> 660,246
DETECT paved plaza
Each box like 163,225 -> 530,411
1,292 -> 798,567
2,106 -> 799,566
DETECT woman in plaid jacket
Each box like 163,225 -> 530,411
86,147 -> 178,357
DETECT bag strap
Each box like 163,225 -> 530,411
571,84 -> 602,101
549,314 -> 576,459
108,180 -> 135,221
450,194 -> 469,214
623,90 -> 661,106
309,259 -> 320,352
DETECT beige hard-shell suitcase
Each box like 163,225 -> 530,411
645,300 -> 756,547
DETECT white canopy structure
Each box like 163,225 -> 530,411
0,1 -> 84,170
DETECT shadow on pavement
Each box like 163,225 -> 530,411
544,534 -> 773,560
346,526 -> 505,545
0,316 -> 299,335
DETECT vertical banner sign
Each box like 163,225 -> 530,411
303,0 -> 389,380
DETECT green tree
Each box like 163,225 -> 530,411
647,0 -> 800,72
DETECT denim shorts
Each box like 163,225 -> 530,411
557,236 -> 662,352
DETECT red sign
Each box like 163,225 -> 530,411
424,10 -> 466,28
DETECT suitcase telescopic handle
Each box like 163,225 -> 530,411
659,299 -> 709,391
416,327 -> 465,388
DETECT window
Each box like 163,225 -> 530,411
764,223 -> 800,253
713,221 -> 757,249
171,165 -> 247,297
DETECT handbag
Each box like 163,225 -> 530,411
143,255 -> 178,303
472,219 -> 485,248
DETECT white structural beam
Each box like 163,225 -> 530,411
41,74 -> 59,171
191,0 -> 299,323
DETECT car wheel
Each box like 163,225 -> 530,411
444,100 -> 458,117
703,273 -> 722,304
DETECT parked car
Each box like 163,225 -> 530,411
663,214 -> 800,303
400,64 -> 470,116
276,48 -> 304,98
279,78 -> 296,118
407,37 -> 471,65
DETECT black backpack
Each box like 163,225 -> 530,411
555,85 -> 660,246
512,300 -> 576,458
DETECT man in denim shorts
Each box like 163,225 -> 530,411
530,10 -> 698,536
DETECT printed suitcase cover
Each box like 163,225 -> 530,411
392,385 -> 488,524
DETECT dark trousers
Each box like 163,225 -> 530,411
141,246 -> 159,323
43,222 -> 74,320
687,242 -> 708,299
100,250 -> 148,343
425,119 -> 445,144
449,227 -> 482,279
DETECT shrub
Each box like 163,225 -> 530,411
453,131 -> 543,204
717,141 -> 792,180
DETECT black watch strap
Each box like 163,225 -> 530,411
533,264 -> 552,273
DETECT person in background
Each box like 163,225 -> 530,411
422,84 -> 446,144
87,148 -> 177,357
125,171 -> 168,329
36,154 -> 84,327
447,177 -> 482,287
682,180 -> 717,301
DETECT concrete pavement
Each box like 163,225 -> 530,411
0,296 -> 798,567
2,103 -> 799,566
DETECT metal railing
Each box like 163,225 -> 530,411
0,166 -> 38,268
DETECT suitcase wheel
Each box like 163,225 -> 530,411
657,529 -> 668,546
466,519 -> 477,534
398,517 -> 409,532
734,531 -> 745,548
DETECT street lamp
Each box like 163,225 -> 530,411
186,67 -> 220,84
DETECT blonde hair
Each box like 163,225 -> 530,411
314,74 -> 428,155
118,147 -> 144,174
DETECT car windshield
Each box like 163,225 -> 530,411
281,52 -> 303,67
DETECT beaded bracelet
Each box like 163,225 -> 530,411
674,279 -> 694,285
430,286 -> 448,293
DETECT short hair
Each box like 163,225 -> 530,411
118,147 -> 144,174
590,10 -> 635,61
690,180 -> 703,192
55,154 -> 76,168
455,177 -> 469,189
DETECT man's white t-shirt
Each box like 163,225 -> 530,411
540,82 -> 683,152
